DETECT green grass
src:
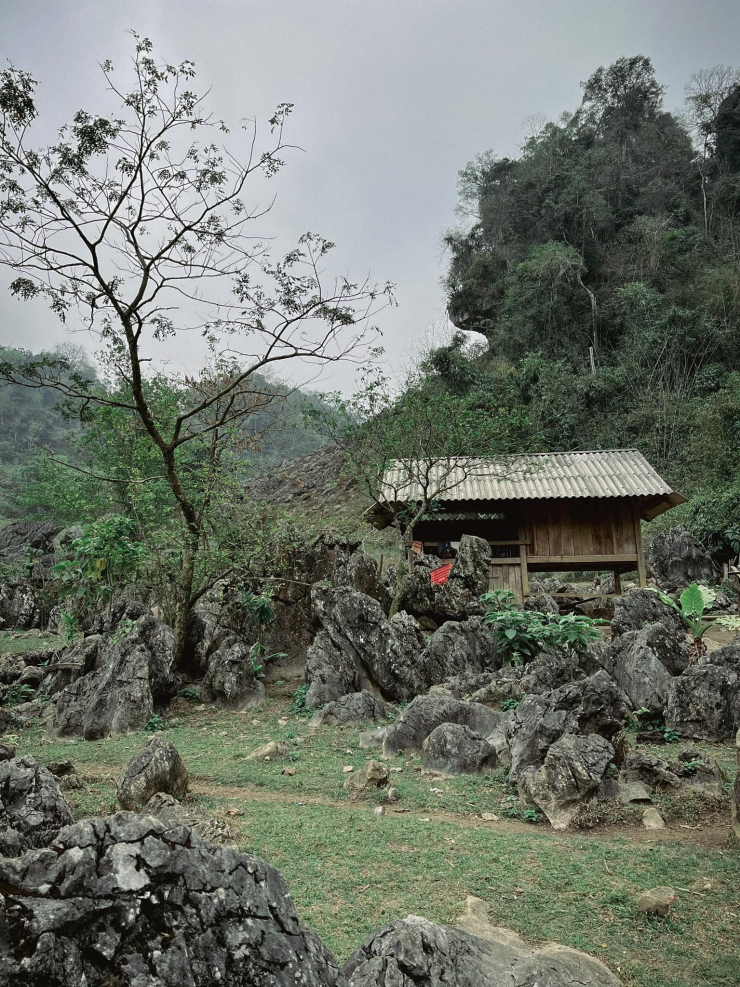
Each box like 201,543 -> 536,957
0,630 -> 67,654
12,689 -> 739,987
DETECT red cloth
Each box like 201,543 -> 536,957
430,562 -> 453,586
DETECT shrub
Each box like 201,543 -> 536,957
481,596 -> 601,664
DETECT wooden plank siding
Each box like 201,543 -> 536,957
522,498 -> 636,561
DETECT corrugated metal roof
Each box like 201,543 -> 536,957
378,449 -> 678,504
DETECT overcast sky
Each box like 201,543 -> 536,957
1,0 -> 739,392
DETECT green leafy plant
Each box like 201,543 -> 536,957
177,686 -> 200,701
287,751 -> 300,762
145,714 -> 165,732
500,698 -> 520,711
248,642 -> 287,680
522,808 -> 539,823
654,583 -> 716,655
4,683 -> 34,707
288,683 -> 310,716
51,517 -> 150,617
480,589 -> 517,612
59,608 -> 81,645
482,598 -> 602,664
663,728 -> 681,743
242,592 -> 275,627
716,615 -> 740,633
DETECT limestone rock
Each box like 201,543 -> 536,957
344,760 -> 389,792
611,589 -> 685,641
642,806 -> 666,830
201,642 -> 265,709
0,742 -> 16,761
421,722 -> 499,776
45,759 -> 84,791
399,535 -> 492,624
597,625 -> 678,715
638,887 -> 674,916
343,913 -> 623,987
524,592 -> 560,615
0,520 -> 61,559
48,615 -> 178,740
383,695 -> 504,755
518,734 -> 614,830
0,651 -> 28,684
0,811 -> 342,986
506,670 -> 627,783
416,617 -> 499,685
245,740 -> 292,761
117,736 -> 189,810
0,582 -> 44,630
621,751 -> 682,792
306,584 -> 424,704
309,691 -> 396,730
665,663 -> 740,741
647,525 -> 714,592
0,755 -> 72,857
144,792 -> 237,846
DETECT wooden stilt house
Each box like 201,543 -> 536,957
369,449 -> 685,602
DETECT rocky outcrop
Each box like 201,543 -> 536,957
117,736 -> 189,810
305,629 -> 360,708
200,642 -> 265,708
399,535 -> 492,625
309,691 -> 396,730
620,749 -> 724,796
0,811 -> 342,986
611,589 -> 685,642
506,671 -> 627,783
647,525 -> 715,592
0,755 -> 72,857
416,617 -> 499,684
0,582 -> 45,629
144,792 -> 237,846
383,695 -> 504,755
596,624 -> 677,715
665,663 -> 740,741
305,584 -> 424,706
519,734 -> 614,829
524,592 -> 559,615
48,615 -> 178,740
0,520 -> 61,559
421,723 -> 499,776
343,913 -> 623,987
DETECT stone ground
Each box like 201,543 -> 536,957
5,656 -> 737,987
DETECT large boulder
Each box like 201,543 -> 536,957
399,535 -> 491,624
0,520 -> 61,560
621,749 -> 725,796
383,695 -> 504,755
310,691 -> 396,730
0,811 -> 342,986
306,584 -> 424,705
48,615 -> 178,740
0,581 -> 45,630
200,642 -> 265,709
611,589 -> 685,643
421,723 -> 499,776
343,913 -> 623,987
117,735 -> 189,810
305,629 -> 361,708
416,617 -> 499,684
647,525 -> 715,592
665,663 -> 740,741
0,755 -> 72,857
144,792 -> 237,846
596,624 -> 676,715
506,670 -> 627,783
519,734 -> 614,830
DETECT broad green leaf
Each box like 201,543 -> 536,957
679,583 -> 705,618
504,628 -> 517,640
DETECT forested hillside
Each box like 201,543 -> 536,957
432,56 -> 740,558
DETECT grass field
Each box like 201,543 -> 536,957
9,673 -> 739,987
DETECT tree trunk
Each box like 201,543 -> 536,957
171,527 -> 199,671
388,548 -> 407,618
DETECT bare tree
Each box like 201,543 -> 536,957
0,35 -> 391,666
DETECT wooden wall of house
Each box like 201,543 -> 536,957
522,497 -> 638,559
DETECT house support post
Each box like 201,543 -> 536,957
633,505 -> 647,588
613,571 -> 622,596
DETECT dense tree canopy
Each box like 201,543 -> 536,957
435,56 -> 740,554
